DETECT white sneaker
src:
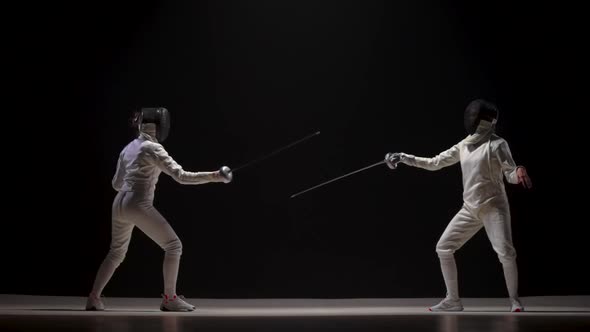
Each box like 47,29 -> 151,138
511,298 -> 524,312
85,294 -> 105,311
160,294 -> 196,312
429,297 -> 464,312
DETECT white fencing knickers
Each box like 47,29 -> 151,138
436,199 -> 519,301
90,190 -> 182,296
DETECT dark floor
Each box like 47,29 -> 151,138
1,314 -> 590,332
1,295 -> 589,332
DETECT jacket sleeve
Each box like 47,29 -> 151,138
149,144 -> 222,185
401,144 -> 461,171
495,140 -> 519,184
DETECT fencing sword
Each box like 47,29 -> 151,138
290,160 -> 386,198
290,153 -> 401,198
233,131 -> 320,172
219,131 -> 321,182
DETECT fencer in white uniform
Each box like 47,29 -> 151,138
86,108 -> 232,312
386,99 -> 532,312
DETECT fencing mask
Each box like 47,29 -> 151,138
464,99 -> 499,135
138,107 -> 170,142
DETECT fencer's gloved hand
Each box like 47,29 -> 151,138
516,166 -> 532,189
385,152 -> 405,169
218,166 -> 233,183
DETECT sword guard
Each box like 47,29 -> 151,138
219,166 -> 233,183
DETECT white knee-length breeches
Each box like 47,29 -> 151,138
91,191 -> 182,296
435,201 -> 519,300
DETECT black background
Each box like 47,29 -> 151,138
4,0 -> 586,299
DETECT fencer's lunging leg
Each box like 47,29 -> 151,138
430,206 -> 482,311
128,202 -> 183,296
502,260 -> 519,298
435,206 -> 481,299
437,255 -> 459,300
162,237 -> 182,296
131,205 -> 195,311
